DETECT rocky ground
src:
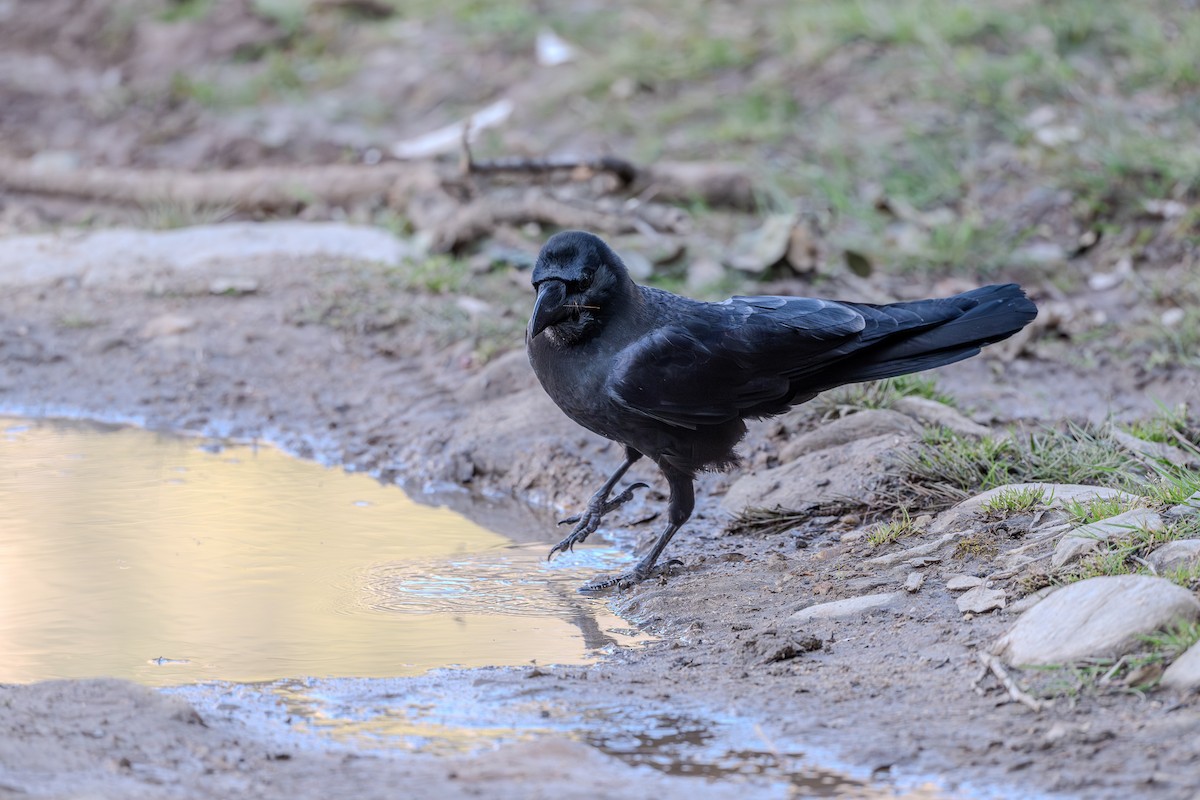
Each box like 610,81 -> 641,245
2,1 -> 1200,797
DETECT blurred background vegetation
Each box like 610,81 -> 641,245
2,0 -> 1198,362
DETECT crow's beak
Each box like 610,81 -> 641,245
528,280 -> 570,340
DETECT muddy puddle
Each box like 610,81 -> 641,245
0,416 -> 956,798
169,672 -> 951,799
0,416 -> 643,685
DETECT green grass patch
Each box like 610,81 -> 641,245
866,507 -> 922,546
818,374 -> 955,415
1064,495 -> 1143,525
136,198 -> 235,230
901,425 -> 1140,510
1135,462 -> 1200,506
1124,404 -> 1194,445
893,218 -> 1019,277
252,0 -> 308,37
56,314 -> 103,330
1059,118 -> 1200,224
1057,516 -> 1200,586
953,531 -> 999,560
159,0 -> 214,22
1144,619 -> 1200,662
396,254 -> 474,294
1140,309 -> 1200,371
169,52 -> 360,108
1024,619 -> 1200,698
706,87 -> 802,146
982,485 -> 1052,516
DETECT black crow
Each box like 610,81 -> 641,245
527,230 -> 1037,590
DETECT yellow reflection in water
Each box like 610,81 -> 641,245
0,417 -> 636,685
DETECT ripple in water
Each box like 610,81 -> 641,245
356,546 -> 632,616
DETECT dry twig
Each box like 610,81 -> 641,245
975,652 -> 1047,712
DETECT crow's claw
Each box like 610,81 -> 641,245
577,558 -> 683,593
547,482 -> 649,559
556,482 -> 649,526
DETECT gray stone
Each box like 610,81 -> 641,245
0,222 -> 417,288
140,314 -> 197,339
993,575 -> 1200,666
1008,586 -> 1058,615
1166,491 -> 1200,519
891,396 -> 993,438
1161,642 -> 1200,691
685,257 -> 726,292
1146,539 -> 1200,575
1051,508 -> 1163,568
930,483 -> 1138,534
722,432 -> 918,514
1109,427 -> 1195,467
779,410 -> 920,463
790,592 -> 901,623
946,575 -> 984,591
454,295 -> 493,316
903,572 -> 924,593
1014,241 -> 1067,265
864,531 -> 966,567
956,586 -> 1006,614
208,276 -> 259,295
726,213 -> 797,273
460,349 -> 535,403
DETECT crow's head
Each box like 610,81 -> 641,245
528,231 -> 631,347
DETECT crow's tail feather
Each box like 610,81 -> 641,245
832,284 -> 1036,386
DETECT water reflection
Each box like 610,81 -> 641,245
171,676 -> 952,799
0,417 -> 641,685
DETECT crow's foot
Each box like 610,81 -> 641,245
547,482 -> 649,560
577,558 -> 683,593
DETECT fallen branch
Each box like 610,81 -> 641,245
423,191 -> 689,252
466,154 -> 638,187
0,156 -> 420,213
1,154 -> 756,212
0,152 -> 757,251
975,652 -> 1047,712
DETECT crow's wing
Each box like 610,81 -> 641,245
607,286 -> 1035,430
605,296 -> 870,429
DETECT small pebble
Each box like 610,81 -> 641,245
946,575 -> 984,591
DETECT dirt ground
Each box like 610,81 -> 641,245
2,2 -> 1199,798
2,224 -> 1198,799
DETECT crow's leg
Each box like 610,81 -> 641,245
579,468 -> 694,592
548,448 -> 645,559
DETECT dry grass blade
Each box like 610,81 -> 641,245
728,506 -> 813,537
